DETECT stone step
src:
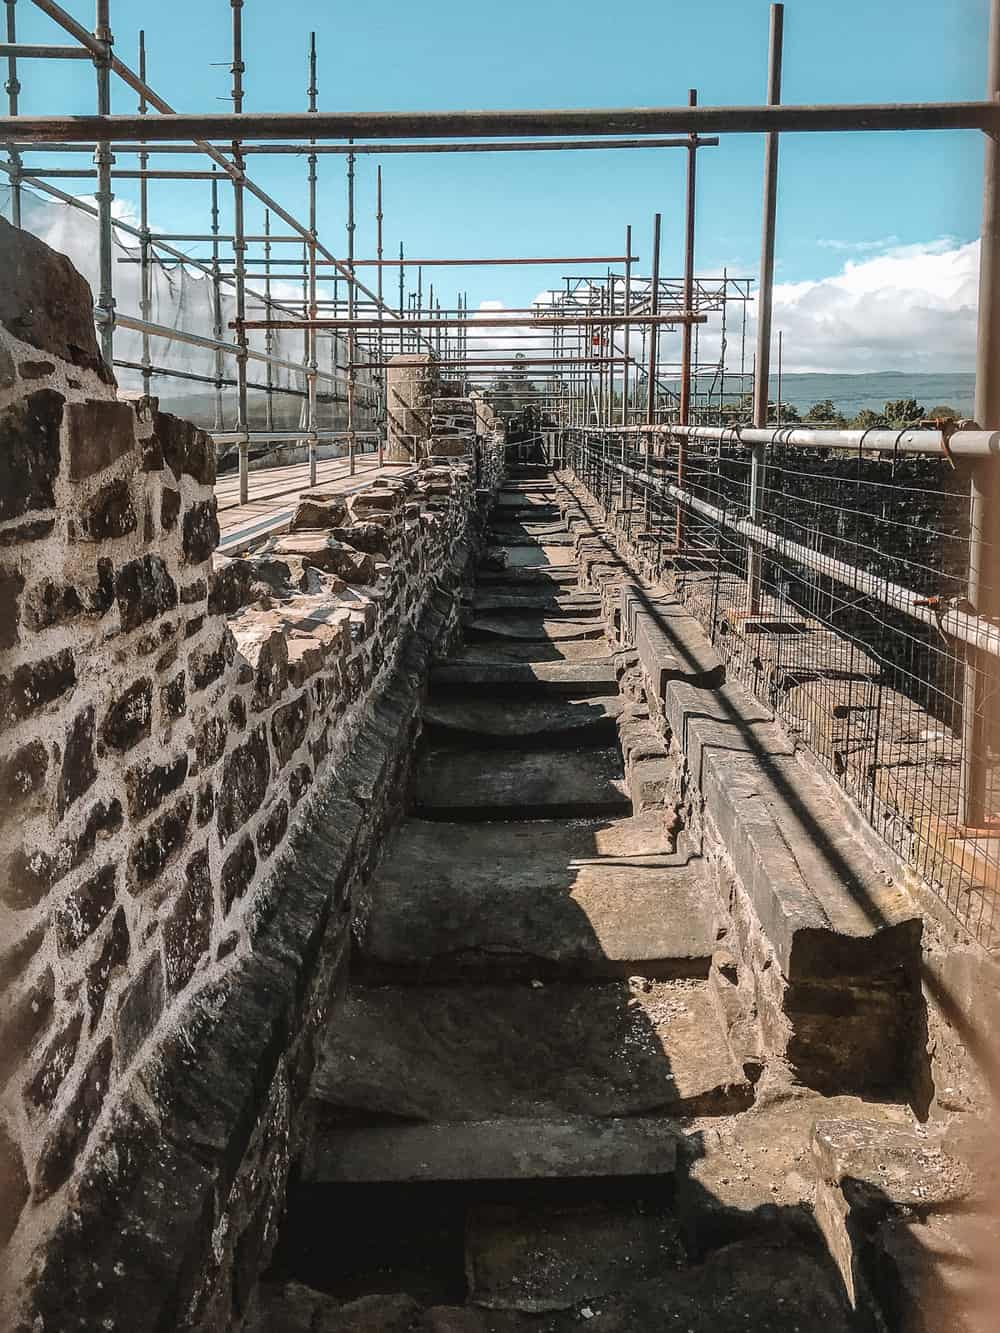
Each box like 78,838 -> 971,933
310,979 -> 752,1122
414,745 -> 631,821
358,816 -> 717,980
430,656 -> 618,695
468,590 -> 601,616
476,565 -> 578,588
457,640 -> 610,664
302,1115 -> 680,1185
423,695 -> 622,748
465,615 -> 606,644
488,525 -> 574,545
486,544 -> 573,569
466,1198 -> 683,1314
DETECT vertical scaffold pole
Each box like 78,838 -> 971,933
347,142 -> 357,475
263,207 -> 273,429
211,170 -> 224,431
962,0 -> 1000,826
94,0 -> 115,368
307,31 -> 318,487
5,0 -> 22,228
376,164 -> 385,465
621,223 -> 632,425
231,0 -> 249,504
138,29 -> 151,400
677,87 -> 698,547
747,1 -> 784,612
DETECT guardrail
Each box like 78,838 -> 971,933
565,425 -> 1000,950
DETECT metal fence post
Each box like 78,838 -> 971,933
747,2 -> 783,614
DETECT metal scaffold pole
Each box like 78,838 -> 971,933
93,0 -> 115,367
747,1 -> 783,613
677,87 -> 698,546
306,30 -> 318,487
137,27 -> 151,400
621,223 -> 632,425
963,0 -> 1000,827
5,0 -> 22,226
376,163 -> 384,465
231,0 -> 249,504
347,140 -> 356,475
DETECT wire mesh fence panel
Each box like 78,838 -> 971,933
567,429 -> 1000,951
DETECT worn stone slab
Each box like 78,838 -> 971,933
430,657 -> 618,695
488,545 -> 572,569
625,590 -> 921,982
466,1200 -> 683,1313
422,695 -> 622,746
450,639 -> 610,664
475,566 -> 578,588
310,980 -> 752,1120
414,746 -> 630,820
359,816 -> 716,979
303,1116 -> 679,1185
466,615 -> 606,643
468,590 -> 601,616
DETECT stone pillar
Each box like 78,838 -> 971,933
385,354 -> 438,463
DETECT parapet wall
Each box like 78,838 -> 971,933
0,219 -> 498,1328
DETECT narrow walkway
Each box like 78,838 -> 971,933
255,469 -> 868,1331
214,452 -> 384,554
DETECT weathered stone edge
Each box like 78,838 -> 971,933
13,582 -> 464,1333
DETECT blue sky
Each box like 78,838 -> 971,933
7,0 -> 992,369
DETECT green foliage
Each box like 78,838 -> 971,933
882,398 -> 925,425
851,408 -> 889,429
804,399 -> 847,426
927,404 -> 959,420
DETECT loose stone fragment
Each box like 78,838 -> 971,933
0,389 -> 64,525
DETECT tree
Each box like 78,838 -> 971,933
882,398 -> 925,425
851,408 -> 888,429
927,404 -> 960,421
804,399 -> 846,425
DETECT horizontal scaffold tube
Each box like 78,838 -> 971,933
1,101 -> 996,143
578,423 -> 1000,459
577,445 -> 1000,659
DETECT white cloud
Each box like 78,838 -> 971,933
765,237 -> 978,372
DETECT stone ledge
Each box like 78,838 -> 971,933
618,583 -> 921,986
12,587 -> 461,1333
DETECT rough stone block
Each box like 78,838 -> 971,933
271,693 -> 310,767
65,399 -> 136,480
222,835 -> 258,913
0,648 -> 76,729
126,753 -> 189,820
0,564 -> 24,649
0,965 -> 54,1090
195,714 -> 228,770
24,1013 -> 83,1116
289,495 -> 347,530
182,497 -> 220,564
190,630 -> 233,692
55,863 -> 117,953
218,725 -> 271,840
161,487 -> 181,530
74,477 -> 138,541
270,533 -> 376,585
116,952 -> 165,1071
33,1036 -> 113,1202
130,795 -> 193,887
57,705 -> 98,817
164,850 -> 214,993
85,907 -> 130,1029
161,671 -> 186,721
257,799 -> 289,860
0,1121 -> 29,1250
100,677 -> 153,752
0,216 -> 110,379
0,388 -> 64,523
153,409 -> 215,485
0,739 -> 48,815
115,554 -> 178,633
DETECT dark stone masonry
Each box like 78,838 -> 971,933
0,217 -> 503,1330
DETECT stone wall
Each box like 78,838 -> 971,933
0,219 -> 500,1329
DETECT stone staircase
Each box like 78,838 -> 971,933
251,472 -> 881,1330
